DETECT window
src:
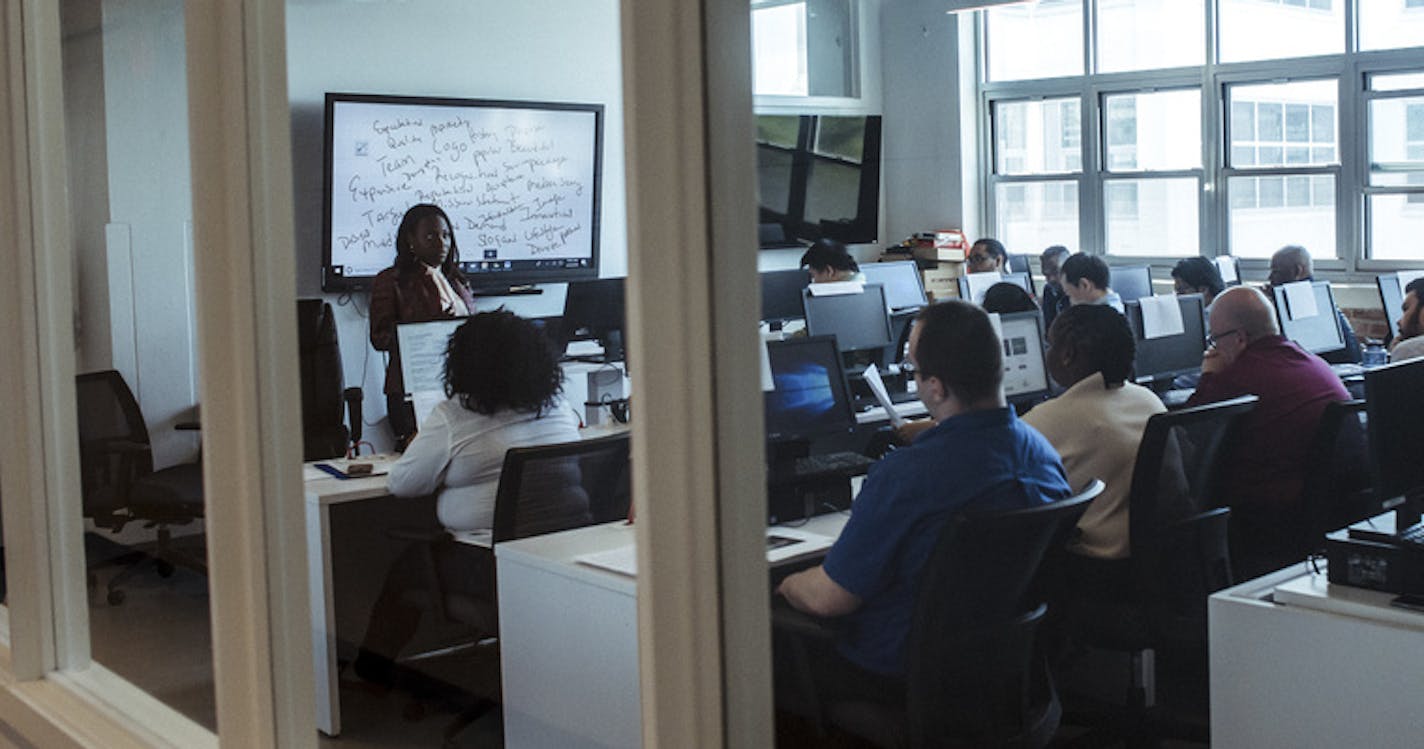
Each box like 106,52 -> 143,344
752,0 -> 859,98
980,0 -> 1423,265
752,2 -> 809,96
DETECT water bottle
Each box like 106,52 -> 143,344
1363,339 -> 1387,367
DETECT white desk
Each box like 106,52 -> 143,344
495,512 -> 848,748
1209,562 -> 1424,748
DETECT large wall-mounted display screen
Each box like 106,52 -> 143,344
323,93 -> 602,291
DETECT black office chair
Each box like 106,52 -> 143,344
298,299 -> 363,460
391,431 -> 631,746
1293,399 -> 1372,556
1006,253 -> 1032,274
780,479 -> 1103,749
1060,395 -> 1256,744
75,370 -> 206,605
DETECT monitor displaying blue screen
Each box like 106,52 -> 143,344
764,336 -> 855,441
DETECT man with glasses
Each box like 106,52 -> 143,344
1186,286 -> 1349,577
966,237 -> 1008,274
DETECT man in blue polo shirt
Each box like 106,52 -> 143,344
776,300 -> 1070,685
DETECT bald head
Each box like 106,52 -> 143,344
1269,245 -> 1313,287
1209,286 -> 1280,342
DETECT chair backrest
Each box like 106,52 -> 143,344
75,370 -> 153,519
491,431 -> 631,543
297,299 -> 349,460
904,479 -> 1100,746
1300,399 -> 1372,541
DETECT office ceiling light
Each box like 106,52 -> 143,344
945,0 -> 1033,13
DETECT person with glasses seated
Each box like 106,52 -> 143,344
774,301 -> 1070,706
966,237 -> 1009,274
1185,286 -> 1349,577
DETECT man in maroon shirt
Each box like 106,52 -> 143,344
1186,286 -> 1349,574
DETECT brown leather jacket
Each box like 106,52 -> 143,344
369,266 -> 476,396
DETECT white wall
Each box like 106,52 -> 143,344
286,0 -> 627,450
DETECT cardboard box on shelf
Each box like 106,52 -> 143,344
922,262 -> 965,302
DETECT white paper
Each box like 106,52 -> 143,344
765,527 -> 836,564
987,311 -> 1004,340
759,335 -> 776,392
806,280 -> 865,297
1282,280 -> 1319,320
965,271 -> 1003,304
411,390 -> 446,430
1399,270 -> 1424,290
576,544 -> 638,577
1214,256 -> 1238,284
861,363 -> 905,428
1139,294 -> 1186,339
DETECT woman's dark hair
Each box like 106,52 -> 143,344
981,282 -> 1039,315
1061,252 -> 1111,290
443,310 -> 564,416
799,238 -> 859,274
913,300 -> 1001,404
1172,257 -> 1226,298
394,203 -> 470,287
1048,303 -> 1137,387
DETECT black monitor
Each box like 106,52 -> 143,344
1113,265 -> 1153,303
563,277 -> 626,360
1272,281 -> 1344,355
996,311 -> 1051,402
760,269 -> 810,324
1364,358 -> 1424,524
1377,273 -> 1407,344
861,261 -> 927,311
958,272 -> 1033,304
1125,295 -> 1207,383
802,284 -> 894,353
763,336 -> 857,442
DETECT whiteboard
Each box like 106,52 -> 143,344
324,94 -> 602,286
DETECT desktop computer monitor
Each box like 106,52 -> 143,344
1377,273 -> 1405,343
996,311 -> 1051,402
802,284 -> 894,353
1272,281 -> 1344,355
1113,265 -> 1153,303
1125,295 -> 1207,383
760,268 -> 809,324
763,335 -> 857,442
861,260 -> 927,311
563,277 -> 627,360
1365,358 -> 1424,524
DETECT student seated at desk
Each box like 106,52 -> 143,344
801,238 -> 864,284
1267,244 -> 1362,365
353,310 -> 582,688
1023,305 -> 1164,562
1062,253 -> 1124,313
1390,277 -> 1424,362
775,301 -> 1070,695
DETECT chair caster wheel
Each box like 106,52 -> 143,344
157,560 -> 175,578
108,589 -> 126,606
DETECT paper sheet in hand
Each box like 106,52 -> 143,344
760,335 -> 776,392
861,363 -> 905,427
965,272 -> 1003,304
807,280 -> 865,297
576,544 -> 638,577
1214,256 -> 1238,284
1282,281 -> 1319,320
1139,294 -> 1185,339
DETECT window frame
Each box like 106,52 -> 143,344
976,0 -> 1424,278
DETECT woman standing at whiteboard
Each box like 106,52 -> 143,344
370,203 -> 477,448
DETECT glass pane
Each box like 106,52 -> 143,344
814,117 -> 865,162
1372,72 -> 1424,93
1218,0 -> 1343,62
1104,177 -> 1199,256
993,98 -> 1082,175
1096,0 -> 1204,73
62,0 -> 216,730
1368,97 -> 1424,185
996,180 -> 1079,254
1228,175 -> 1337,258
1360,0 -> 1424,52
1228,80 -> 1338,168
1103,90 -> 1201,172
757,115 -> 801,148
987,0 -> 1084,82
1369,193 -> 1424,260
757,146 -> 795,214
752,2 -> 808,96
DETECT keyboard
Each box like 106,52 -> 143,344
786,451 -> 876,481
1329,363 -> 1366,379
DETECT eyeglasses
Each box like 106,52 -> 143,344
1206,328 -> 1242,348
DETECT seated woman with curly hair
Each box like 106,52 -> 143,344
354,310 -> 582,687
